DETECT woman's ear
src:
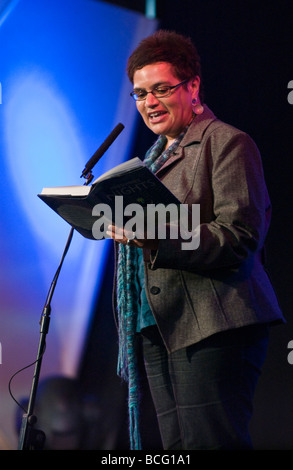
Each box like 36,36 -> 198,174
190,76 -> 200,100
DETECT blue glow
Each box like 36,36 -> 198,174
0,0 -> 157,448
4,71 -> 86,250
0,0 -> 20,27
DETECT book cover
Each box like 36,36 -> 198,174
38,158 -> 180,240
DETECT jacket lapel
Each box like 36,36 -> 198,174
155,105 -> 217,176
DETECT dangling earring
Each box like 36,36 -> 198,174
192,98 -> 204,115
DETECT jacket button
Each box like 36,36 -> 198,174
150,286 -> 160,295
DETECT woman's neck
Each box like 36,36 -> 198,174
164,114 -> 195,149
165,137 -> 176,149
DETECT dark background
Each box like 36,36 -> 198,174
78,0 -> 293,450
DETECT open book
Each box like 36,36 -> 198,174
38,157 -> 180,240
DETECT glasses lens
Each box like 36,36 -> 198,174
153,86 -> 171,98
131,91 -> 147,101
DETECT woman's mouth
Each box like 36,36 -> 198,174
148,110 -> 167,123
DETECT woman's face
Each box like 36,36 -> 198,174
133,62 -> 200,146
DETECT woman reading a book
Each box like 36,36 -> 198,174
106,30 -> 284,450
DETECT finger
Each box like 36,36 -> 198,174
107,225 -> 124,239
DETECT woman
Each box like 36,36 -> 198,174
106,30 -> 284,450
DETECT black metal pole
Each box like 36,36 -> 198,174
17,226 -> 74,450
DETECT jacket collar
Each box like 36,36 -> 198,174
180,104 -> 217,147
155,105 -> 217,175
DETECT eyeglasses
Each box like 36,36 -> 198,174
130,78 -> 189,101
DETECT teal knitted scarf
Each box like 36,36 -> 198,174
116,130 -> 186,450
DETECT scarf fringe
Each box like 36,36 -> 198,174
117,243 -> 141,449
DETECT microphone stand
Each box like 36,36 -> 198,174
17,226 -> 75,450
17,179 -> 90,450
17,122 -> 124,450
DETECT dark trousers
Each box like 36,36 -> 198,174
141,324 -> 269,450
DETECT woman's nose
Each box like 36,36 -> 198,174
145,92 -> 160,106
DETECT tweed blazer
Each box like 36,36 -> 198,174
142,105 -> 284,353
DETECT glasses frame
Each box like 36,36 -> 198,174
130,78 -> 190,101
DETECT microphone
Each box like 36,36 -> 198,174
81,122 -> 125,179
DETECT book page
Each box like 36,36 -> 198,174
39,157 -> 144,197
40,185 -> 91,196
92,157 -> 144,184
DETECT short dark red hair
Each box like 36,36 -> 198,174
127,30 -> 204,102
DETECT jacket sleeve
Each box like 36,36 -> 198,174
146,128 -> 271,273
